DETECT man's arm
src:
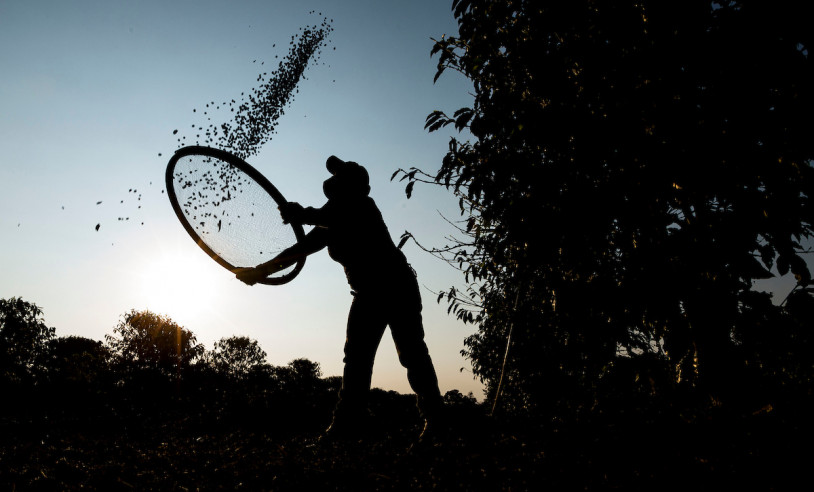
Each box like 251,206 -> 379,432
235,228 -> 328,285
269,226 -> 329,266
280,202 -> 339,229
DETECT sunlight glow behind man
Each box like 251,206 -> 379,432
136,246 -> 224,327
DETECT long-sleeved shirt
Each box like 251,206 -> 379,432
294,195 -> 411,292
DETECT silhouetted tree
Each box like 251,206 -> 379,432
45,335 -> 109,386
105,310 -> 204,383
210,335 -> 268,380
443,389 -> 479,411
0,297 -> 55,384
398,0 -> 814,413
272,358 -> 323,391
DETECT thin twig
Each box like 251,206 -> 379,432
491,290 -> 521,417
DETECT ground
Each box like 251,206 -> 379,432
2,388 -> 810,491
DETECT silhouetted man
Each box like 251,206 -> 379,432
236,156 -> 444,442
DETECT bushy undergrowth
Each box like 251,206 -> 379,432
2,369 -> 811,491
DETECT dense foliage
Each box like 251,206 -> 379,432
398,0 -> 814,414
0,297 -> 55,384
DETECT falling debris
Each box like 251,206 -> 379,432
174,16 -> 334,160
95,17 -> 333,247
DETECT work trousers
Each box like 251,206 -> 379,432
335,269 -> 443,420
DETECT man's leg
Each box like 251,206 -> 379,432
389,277 -> 444,424
391,316 -> 444,420
328,292 -> 387,436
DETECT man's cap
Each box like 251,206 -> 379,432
326,155 -> 369,187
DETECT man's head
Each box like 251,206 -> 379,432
323,155 -> 370,199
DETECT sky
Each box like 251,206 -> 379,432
0,0 -> 485,397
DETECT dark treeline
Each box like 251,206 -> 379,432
0,299 -> 480,432
1,299 -> 338,435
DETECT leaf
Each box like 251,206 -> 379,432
433,65 -> 448,84
405,181 -> 415,199
777,255 -> 790,276
758,243 -> 775,270
454,108 -> 474,131
430,39 -> 443,56
424,110 -> 451,131
397,232 -> 411,249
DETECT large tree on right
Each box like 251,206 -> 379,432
409,0 -> 814,413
